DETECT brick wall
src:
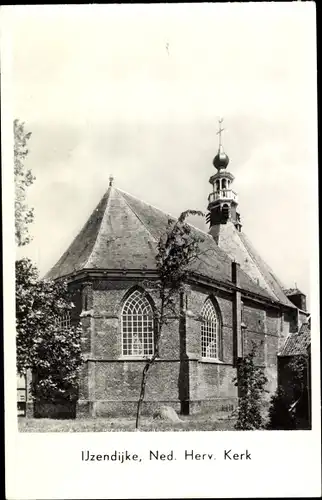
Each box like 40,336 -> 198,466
75,278 -> 183,416
192,362 -> 237,399
95,360 -> 179,400
280,309 -> 298,351
187,286 -> 234,363
241,300 -> 280,396
185,286 -> 238,411
73,277 -> 284,417
298,310 -> 309,325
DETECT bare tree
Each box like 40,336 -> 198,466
135,210 -> 204,429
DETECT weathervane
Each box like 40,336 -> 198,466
216,117 -> 225,149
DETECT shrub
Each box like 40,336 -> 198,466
233,345 -> 268,430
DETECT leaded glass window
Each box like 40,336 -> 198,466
121,290 -> 154,357
201,299 -> 220,359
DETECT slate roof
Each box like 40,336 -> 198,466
279,321 -> 311,356
46,187 -> 294,306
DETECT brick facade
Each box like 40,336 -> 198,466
71,269 -> 293,418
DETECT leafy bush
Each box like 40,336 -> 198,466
16,258 -> 83,404
266,386 -> 296,430
233,345 -> 268,430
266,354 -> 310,430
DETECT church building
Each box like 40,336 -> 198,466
43,125 -> 309,418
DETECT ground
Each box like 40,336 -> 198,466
18,414 -> 236,432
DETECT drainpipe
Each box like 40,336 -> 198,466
307,347 -> 311,429
232,261 -> 242,366
241,321 -> 247,358
179,291 -> 190,415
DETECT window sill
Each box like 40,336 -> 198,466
119,356 -> 156,361
199,358 -> 224,364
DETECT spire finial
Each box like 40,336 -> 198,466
216,117 -> 225,150
109,175 -> 114,187
213,117 -> 229,170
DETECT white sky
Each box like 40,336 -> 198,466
6,3 -> 317,303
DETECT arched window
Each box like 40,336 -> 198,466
55,312 -> 71,331
201,299 -> 220,360
222,178 -> 227,190
121,289 -> 154,357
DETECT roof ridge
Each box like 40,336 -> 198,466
239,231 -> 286,286
221,224 -> 279,301
238,230 -> 296,307
116,187 -> 214,238
243,233 -> 278,300
116,188 -> 158,243
83,186 -> 112,268
236,230 -> 284,301
116,187 -> 175,220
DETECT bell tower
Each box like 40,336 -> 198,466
206,118 -> 242,232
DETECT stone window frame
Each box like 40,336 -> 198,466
200,297 -> 223,362
120,287 -> 155,359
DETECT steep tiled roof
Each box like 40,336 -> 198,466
45,187 -> 291,305
120,190 -> 274,299
210,221 -> 295,308
46,187 -> 157,278
279,321 -> 311,356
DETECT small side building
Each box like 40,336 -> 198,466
278,316 -> 311,429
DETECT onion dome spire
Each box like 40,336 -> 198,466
207,118 -> 242,233
213,117 -> 229,170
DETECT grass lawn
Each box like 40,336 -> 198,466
18,414 -> 236,432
